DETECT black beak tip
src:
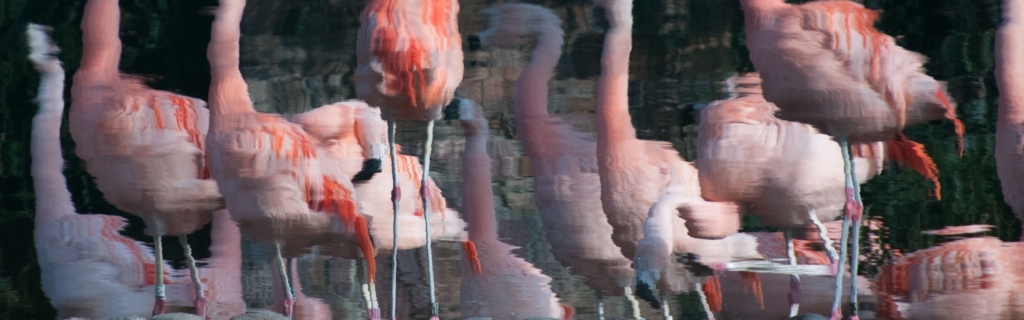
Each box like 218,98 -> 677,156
351,158 -> 383,183
442,98 -> 462,120
467,35 -> 481,51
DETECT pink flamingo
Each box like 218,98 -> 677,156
206,0 -> 378,317
694,72 -> 889,316
356,1 -> 464,317
472,3 -> 643,316
996,0 -> 1024,240
739,0 -> 964,317
450,98 -> 569,319
28,24 -> 197,319
874,236 -> 1017,320
69,0 -> 223,315
289,103 -> 469,255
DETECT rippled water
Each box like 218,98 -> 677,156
0,0 -> 1016,319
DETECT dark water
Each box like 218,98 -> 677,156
0,0 -> 1015,319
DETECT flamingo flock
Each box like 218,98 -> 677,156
21,0 -> 1024,319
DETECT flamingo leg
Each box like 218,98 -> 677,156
623,287 -> 643,320
848,152 -> 863,320
422,120 -> 439,320
696,282 -> 715,320
808,210 -> 839,263
831,137 -> 854,320
662,294 -> 673,320
363,258 -> 381,320
180,235 -> 206,317
388,120 -> 400,320
153,234 -> 166,316
785,228 -> 800,318
276,242 -> 294,319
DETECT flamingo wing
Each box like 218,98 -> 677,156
356,0 -> 463,117
794,2 -> 961,138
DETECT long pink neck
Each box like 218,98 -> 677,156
997,0 -> 1024,124
514,29 -> 563,120
461,125 -> 498,242
208,0 -> 256,119
79,0 -> 121,75
595,0 -> 637,151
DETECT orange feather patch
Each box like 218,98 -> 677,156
886,134 -> 941,200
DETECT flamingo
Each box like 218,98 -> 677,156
472,3 -> 644,316
206,0 -> 378,317
694,72 -> 889,316
448,98 -> 569,319
739,0 -> 965,317
634,184 -> 765,319
995,0 -> 1024,240
874,236 -> 1017,320
69,0 -> 223,315
289,103 -> 469,256
28,23 -> 197,319
355,1 -> 464,318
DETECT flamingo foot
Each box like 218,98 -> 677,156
367,307 -> 381,320
153,298 -> 166,316
844,188 -> 863,221
194,297 -> 208,317
429,317 -> 440,320
284,297 -> 294,317
850,316 -> 860,320
830,308 -> 843,320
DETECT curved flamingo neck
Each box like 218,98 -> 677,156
515,31 -> 564,120
208,0 -> 256,118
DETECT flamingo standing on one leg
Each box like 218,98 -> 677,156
739,0 -> 964,318
28,24 -> 197,319
449,98 -> 569,319
355,1 -> 464,317
70,0 -> 225,316
206,0 -> 378,317
995,0 -> 1024,241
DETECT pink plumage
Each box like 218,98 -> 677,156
995,0 -> 1024,239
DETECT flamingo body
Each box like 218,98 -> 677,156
356,0 -> 464,121
740,0 -> 963,145
697,73 -> 884,228
70,0 -> 220,238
